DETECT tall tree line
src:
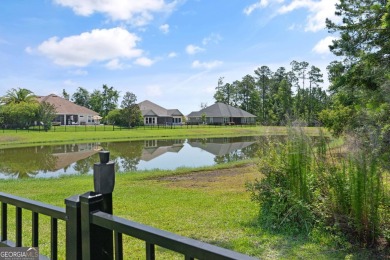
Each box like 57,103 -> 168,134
71,84 -> 119,119
319,0 -> 390,145
214,61 -> 328,126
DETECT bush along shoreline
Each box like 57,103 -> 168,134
247,127 -> 389,251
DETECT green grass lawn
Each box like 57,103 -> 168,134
0,125 -> 326,148
0,161 -> 379,259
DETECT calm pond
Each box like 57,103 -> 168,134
0,136 -> 265,179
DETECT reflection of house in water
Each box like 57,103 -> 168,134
141,139 -> 184,161
51,143 -> 101,170
187,138 -> 255,156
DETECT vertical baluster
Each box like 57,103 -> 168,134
51,217 -> 58,260
32,212 -> 39,247
16,207 -> 22,247
146,242 -> 155,260
65,195 -> 81,260
114,231 -> 123,260
1,202 -> 7,241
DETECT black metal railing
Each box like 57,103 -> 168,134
0,151 -> 258,260
0,192 -> 66,260
91,210 -> 255,260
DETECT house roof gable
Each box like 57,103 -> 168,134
187,103 -> 256,118
138,100 -> 183,117
37,94 -> 99,115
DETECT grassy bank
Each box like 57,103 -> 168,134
0,161 -> 378,259
0,125 -> 326,148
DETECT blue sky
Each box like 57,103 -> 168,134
0,0 -> 339,114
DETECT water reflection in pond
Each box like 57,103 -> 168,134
0,136 -> 262,179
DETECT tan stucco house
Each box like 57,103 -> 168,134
37,94 -> 100,125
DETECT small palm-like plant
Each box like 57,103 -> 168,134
1,88 -> 36,105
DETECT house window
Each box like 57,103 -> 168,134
223,117 -> 229,123
145,117 -> 156,125
145,140 -> 157,147
173,117 -> 181,124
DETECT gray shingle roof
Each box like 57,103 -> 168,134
138,100 -> 184,117
187,103 -> 256,118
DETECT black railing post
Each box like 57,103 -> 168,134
79,150 -> 115,260
1,202 -> 7,241
80,192 -> 112,260
93,151 -> 115,214
65,195 -> 81,260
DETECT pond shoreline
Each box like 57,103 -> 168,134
0,126 -> 326,148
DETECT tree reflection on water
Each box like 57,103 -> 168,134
0,137 -> 270,179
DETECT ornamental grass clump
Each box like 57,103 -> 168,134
247,128 -> 316,234
248,127 -> 389,247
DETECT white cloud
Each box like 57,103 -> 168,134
244,0 -> 338,32
278,0 -> 338,32
185,44 -> 205,55
69,69 -> 88,75
105,59 -> 124,70
168,52 -> 177,58
243,0 -> 271,15
145,85 -> 163,97
202,33 -> 222,45
192,60 -> 223,70
53,0 -> 177,26
159,24 -> 170,34
25,46 -> 34,54
134,57 -> 154,66
34,27 -> 142,67
63,79 -> 78,86
312,36 -> 337,54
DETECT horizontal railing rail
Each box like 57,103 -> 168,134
0,192 -> 66,220
91,211 -> 257,260
0,192 -> 66,260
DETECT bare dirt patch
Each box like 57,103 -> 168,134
157,163 -> 260,191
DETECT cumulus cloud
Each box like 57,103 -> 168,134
243,0 -> 271,15
53,0 -> 177,26
69,69 -> 88,75
192,60 -> 223,69
159,24 -> 170,34
168,52 -> 177,58
34,27 -> 142,67
63,79 -> 78,86
106,59 -> 124,70
244,0 -> 338,32
202,33 -> 222,45
134,57 -> 154,66
278,0 -> 338,32
312,36 -> 337,54
185,44 -> 205,55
